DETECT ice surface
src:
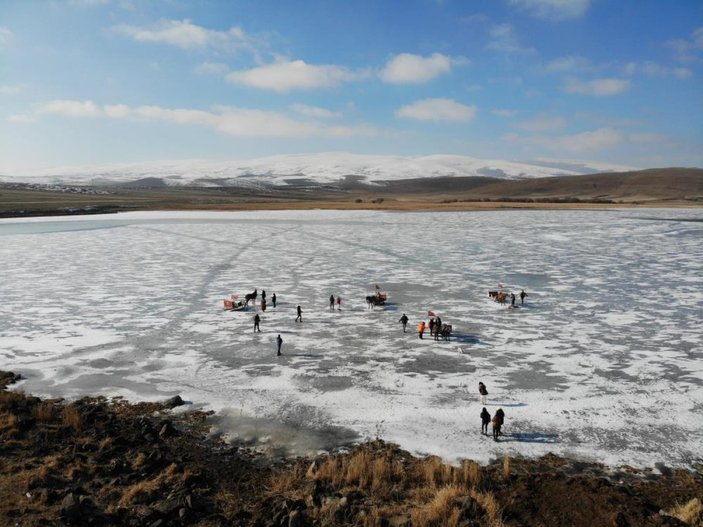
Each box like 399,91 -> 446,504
1,209 -> 701,467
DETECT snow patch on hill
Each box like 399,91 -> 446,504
0,153 -> 636,188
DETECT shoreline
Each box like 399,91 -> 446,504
1,199 -> 701,220
2,371 -> 702,526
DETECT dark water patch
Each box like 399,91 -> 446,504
506,364 -> 570,391
398,352 -> 476,375
293,374 -> 354,392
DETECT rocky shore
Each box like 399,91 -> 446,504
1,371 -> 701,527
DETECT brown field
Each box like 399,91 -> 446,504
1,167 -> 701,217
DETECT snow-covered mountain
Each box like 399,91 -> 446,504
0,153 -> 636,188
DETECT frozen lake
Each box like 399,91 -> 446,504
1,209 -> 702,468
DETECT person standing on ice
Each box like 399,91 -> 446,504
510,293 -> 516,306
253,313 -> 261,332
271,293 -> 277,308
399,313 -> 409,332
295,305 -> 303,322
428,318 -> 435,336
329,294 -> 335,310
520,290 -> 527,304
492,408 -> 505,441
276,334 -> 283,356
479,382 -> 488,405
262,290 -> 266,302
260,297 -> 267,312
480,407 -> 491,435
336,296 -> 342,311
418,320 -> 426,339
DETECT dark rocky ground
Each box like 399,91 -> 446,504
1,370 -> 701,527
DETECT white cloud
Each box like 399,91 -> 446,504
508,0 -> 592,20
36,100 -> 103,118
492,108 -> 518,117
487,24 -> 535,54
505,127 -> 623,154
544,55 -> 592,72
289,104 -> 341,119
0,27 -> 12,47
564,77 -> 631,96
379,53 -> 458,84
515,115 -> 567,132
666,27 -> 703,63
25,99 -> 375,138
0,84 -> 22,95
226,60 -> 367,92
625,61 -> 692,79
112,19 -> 251,53
194,62 -> 230,75
395,98 -> 477,122
7,114 -> 36,123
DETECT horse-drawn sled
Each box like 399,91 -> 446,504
223,296 -> 246,311
488,290 -> 509,304
366,291 -> 388,309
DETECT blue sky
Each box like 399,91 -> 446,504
1,0 -> 702,171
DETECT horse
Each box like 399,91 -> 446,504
438,324 -> 452,341
244,289 -> 258,306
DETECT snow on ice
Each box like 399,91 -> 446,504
1,209 -> 701,468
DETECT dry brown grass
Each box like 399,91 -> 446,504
457,460 -> 482,489
411,485 -> 465,527
503,457 -> 511,481
471,490 -> 504,527
131,452 -> 147,470
116,463 -> 182,508
666,498 -> 703,526
268,463 -> 307,495
32,402 -> 57,423
0,389 -> 27,410
418,456 -> 453,489
0,412 -> 19,431
61,405 -> 81,431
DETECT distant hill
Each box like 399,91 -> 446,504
451,168 -> 703,202
0,153 -> 636,188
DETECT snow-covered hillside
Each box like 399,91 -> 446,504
0,153 -> 636,188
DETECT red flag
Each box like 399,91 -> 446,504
428,310 -> 436,317
231,294 -> 239,300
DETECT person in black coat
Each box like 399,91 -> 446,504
479,382 -> 488,405
276,334 -> 283,356
329,294 -> 335,310
253,314 -> 261,332
295,305 -> 302,322
480,407 -> 491,435
399,313 -> 409,332
271,293 -> 277,308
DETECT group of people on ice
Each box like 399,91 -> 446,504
478,382 -> 506,441
489,288 -> 528,307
